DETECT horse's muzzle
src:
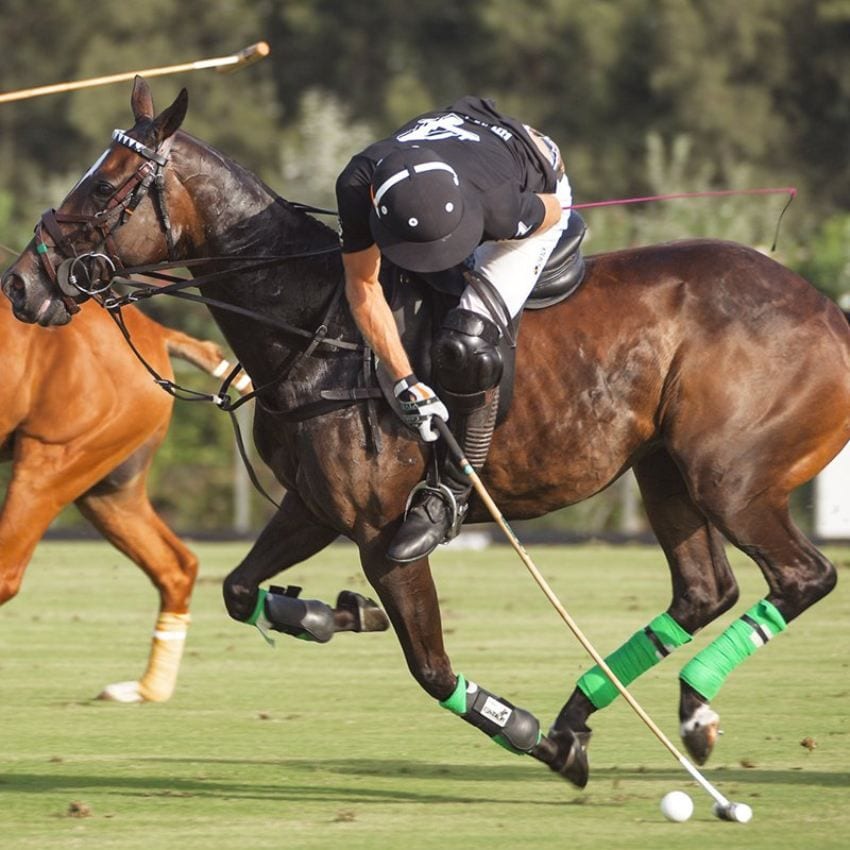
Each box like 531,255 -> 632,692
1,270 -> 70,326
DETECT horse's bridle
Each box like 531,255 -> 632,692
30,125 -> 381,462
33,128 -> 176,314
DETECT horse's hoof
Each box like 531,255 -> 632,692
336,591 -> 390,632
533,728 -> 590,789
97,680 -> 144,703
680,704 -> 721,765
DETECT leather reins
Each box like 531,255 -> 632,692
33,128 -> 383,505
34,127 -> 365,407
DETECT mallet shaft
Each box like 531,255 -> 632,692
0,42 -> 270,103
433,418 -> 733,810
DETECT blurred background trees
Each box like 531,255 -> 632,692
1,0 -> 848,535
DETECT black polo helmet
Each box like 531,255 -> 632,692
369,146 -> 483,273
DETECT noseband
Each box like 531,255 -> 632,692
34,129 -> 175,313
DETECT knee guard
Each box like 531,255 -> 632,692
432,309 -> 503,396
439,673 -> 541,754
248,585 -> 335,644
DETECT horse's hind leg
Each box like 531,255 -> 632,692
677,490 -> 837,763
547,449 -> 739,783
75,461 -> 199,703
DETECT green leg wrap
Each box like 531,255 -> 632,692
577,612 -> 693,709
245,588 -> 276,646
439,673 -> 541,755
680,599 -> 787,701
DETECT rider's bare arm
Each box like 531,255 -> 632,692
534,193 -> 565,236
342,244 -> 414,382
343,192 -> 561,379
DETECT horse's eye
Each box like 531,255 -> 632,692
94,180 -> 114,198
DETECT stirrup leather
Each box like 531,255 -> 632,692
403,480 -> 466,541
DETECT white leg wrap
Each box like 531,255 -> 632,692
234,373 -> 253,392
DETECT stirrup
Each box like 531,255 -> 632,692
403,480 -> 465,541
404,480 -> 458,522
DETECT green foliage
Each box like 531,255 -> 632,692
796,213 -> 850,301
278,89 -> 375,207
1,2 -> 847,533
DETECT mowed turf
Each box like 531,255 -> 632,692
0,540 -> 847,850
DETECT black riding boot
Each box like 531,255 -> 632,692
387,387 -> 499,564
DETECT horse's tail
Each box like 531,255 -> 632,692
162,327 -> 253,395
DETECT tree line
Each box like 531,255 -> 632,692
1,0 -> 847,533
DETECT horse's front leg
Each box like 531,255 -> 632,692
358,531 -> 554,762
223,491 -> 387,638
223,491 -> 336,620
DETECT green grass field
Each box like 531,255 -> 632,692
1,540 -> 848,850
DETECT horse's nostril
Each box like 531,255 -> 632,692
1,272 -> 25,304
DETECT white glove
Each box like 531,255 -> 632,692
393,375 -> 449,442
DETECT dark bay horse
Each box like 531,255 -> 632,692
0,286 -> 243,703
3,78 -> 846,785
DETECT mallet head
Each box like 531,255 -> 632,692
218,41 -> 270,73
713,801 -> 753,823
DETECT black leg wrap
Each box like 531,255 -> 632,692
263,585 -> 335,643
440,675 -> 541,755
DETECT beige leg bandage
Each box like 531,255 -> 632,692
137,612 -> 191,702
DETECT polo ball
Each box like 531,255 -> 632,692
660,790 -> 694,822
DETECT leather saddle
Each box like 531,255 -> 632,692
526,210 -> 587,309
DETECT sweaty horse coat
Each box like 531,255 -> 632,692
2,78 -> 846,783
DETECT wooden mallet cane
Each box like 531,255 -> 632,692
432,417 -> 753,822
0,41 -> 270,103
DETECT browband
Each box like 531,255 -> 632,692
112,129 -> 168,166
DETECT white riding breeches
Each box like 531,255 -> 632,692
459,174 -> 573,320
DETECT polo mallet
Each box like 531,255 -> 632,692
433,417 -> 752,823
0,42 -> 270,103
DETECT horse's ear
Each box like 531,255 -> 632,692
152,88 -> 188,143
131,76 -> 155,121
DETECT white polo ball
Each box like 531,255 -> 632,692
660,790 -> 694,822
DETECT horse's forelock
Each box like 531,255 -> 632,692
125,118 -> 159,148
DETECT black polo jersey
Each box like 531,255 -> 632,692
336,96 -> 558,255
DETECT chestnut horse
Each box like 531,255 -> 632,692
3,78 -> 847,786
0,286 -> 244,703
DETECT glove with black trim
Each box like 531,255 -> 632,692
393,374 -> 449,442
